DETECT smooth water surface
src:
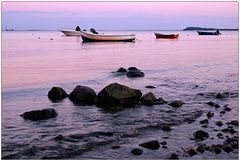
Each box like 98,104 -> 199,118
2,31 -> 238,159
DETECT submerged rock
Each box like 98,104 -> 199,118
169,153 -> 179,159
224,107 -> 231,112
196,145 -> 205,153
48,87 -> 68,101
206,101 -> 220,108
200,119 -> 209,124
187,148 -> 197,156
145,85 -> 156,89
131,148 -> 143,155
139,140 -> 160,150
168,100 -> 184,107
96,83 -> 142,107
20,108 -> 58,121
193,130 -> 209,140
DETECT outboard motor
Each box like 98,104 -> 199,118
90,28 -> 98,34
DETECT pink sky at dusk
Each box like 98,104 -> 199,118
2,2 -> 238,30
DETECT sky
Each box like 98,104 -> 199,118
2,2 -> 239,30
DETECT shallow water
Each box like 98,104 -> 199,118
2,31 -> 238,159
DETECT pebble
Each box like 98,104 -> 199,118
200,119 -> 209,124
131,148 -> 143,155
206,112 -> 214,118
216,121 -> 223,127
187,148 -> 197,156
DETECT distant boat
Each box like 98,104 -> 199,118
79,31 -> 135,42
60,30 -> 82,36
154,33 -> 179,39
197,30 -> 221,35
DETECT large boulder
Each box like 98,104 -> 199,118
20,108 -> 58,121
116,67 -> 127,73
96,83 -> 142,107
48,87 -> 68,101
69,86 -> 96,105
168,100 -> 184,107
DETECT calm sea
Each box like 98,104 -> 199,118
2,31 -> 238,159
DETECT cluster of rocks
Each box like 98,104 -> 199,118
20,82 -> 185,121
116,67 -> 145,78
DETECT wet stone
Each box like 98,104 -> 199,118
217,133 -> 223,138
193,130 -> 209,140
216,121 -> 223,127
162,146 -> 168,149
139,140 -> 160,150
145,85 -> 156,89
168,100 -> 184,108
111,145 -> 121,149
224,107 -> 231,112
229,120 -> 239,126
169,153 -> 179,159
20,108 -> 58,121
161,126 -> 172,131
220,144 -> 233,153
116,67 -> 127,73
200,119 -> 209,124
131,148 -> 143,155
128,67 -> 138,71
206,101 -> 220,108
196,145 -> 205,153
48,87 -> 68,101
187,148 -> 197,156
206,112 -> 214,118
160,141 -> 167,145
201,125 -> 208,128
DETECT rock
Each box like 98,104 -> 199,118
216,121 -> 223,127
127,70 -> 145,78
206,112 -> 214,118
48,87 -> 68,101
214,146 -> 222,154
116,67 -> 127,73
20,108 -> 58,121
200,119 -> 209,124
193,130 -> 209,140
131,148 -> 143,155
155,98 -> 168,104
162,145 -> 168,149
220,144 -> 233,153
187,148 -> 197,156
69,86 -> 96,105
201,125 -> 208,128
196,145 -> 205,153
139,140 -> 160,150
128,67 -> 138,70
145,85 -> 156,89
216,93 -> 226,99
168,100 -> 184,107
224,107 -> 231,112
169,153 -> 179,159
54,135 -> 64,140
217,133 -> 223,138
111,145 -> 121,149
96,83 -> 142,107
161,125 -> 172,131
220,111 -> 226,115
160,141 -> 167,145
229,120 -> 239,126
206,101 -> 220,108
221,128 -> 236,134
140,92 -> 157,105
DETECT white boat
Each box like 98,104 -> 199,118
60,30 -> 82,36
79,31 -> 135,42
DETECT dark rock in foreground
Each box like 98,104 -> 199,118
169,153 -> 179,159
131,148 -> 143,155
116,67 -> 127,73
69,86 -> 96,105
161,125 -> 172,131
196,145 -> 205,153
187,148 -> 197,156
168,100 -> 184,107
96,83 -> 142,107
206,112 -> 214,118
20,108 -> 58,121
193,130 -> 209,140
48,87 -> 68,101
139,140 -> 160,150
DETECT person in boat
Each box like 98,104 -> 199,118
75,26 -> 81,31
216,29 -> 221,35
90,28 -> 98,34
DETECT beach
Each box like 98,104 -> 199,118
2,31 -> 238,159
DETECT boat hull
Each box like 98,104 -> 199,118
197,31 -> 220,35
155,33 -> 179,39
80,31 -> 135,42
61,30 -> 82,36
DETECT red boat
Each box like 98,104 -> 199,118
154,33 -> 179,39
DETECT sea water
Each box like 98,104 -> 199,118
2,31 -> 238,159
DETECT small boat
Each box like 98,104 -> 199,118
154,33 -> 179,39
197,30 -> 221,35
60,30 -> 83,36
79,31 -> 135,42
